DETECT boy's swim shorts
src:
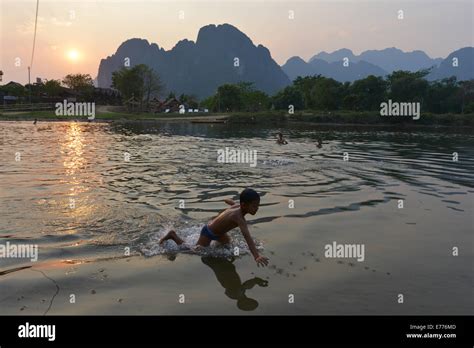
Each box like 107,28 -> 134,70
200,225 -> 219,240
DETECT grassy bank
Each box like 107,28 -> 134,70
1,109 -> 473,127
0,110 -> 221,121
227,110 -> 474,127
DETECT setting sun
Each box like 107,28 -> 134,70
67,49 -> 80,61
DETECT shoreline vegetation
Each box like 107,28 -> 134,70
1,108 -> 473,128
1,68 -> 473,129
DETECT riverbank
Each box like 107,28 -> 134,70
1,108 -> 473,127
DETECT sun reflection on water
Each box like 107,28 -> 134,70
60,123 -> 97,221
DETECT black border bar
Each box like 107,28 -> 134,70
0,315 -> 472,346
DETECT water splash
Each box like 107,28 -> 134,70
139,223 -> 263,258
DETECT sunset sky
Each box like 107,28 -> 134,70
1,0 -> 473,84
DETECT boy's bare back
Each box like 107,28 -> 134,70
208,204 -> 244,237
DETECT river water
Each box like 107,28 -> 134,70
0,121 -> 472,314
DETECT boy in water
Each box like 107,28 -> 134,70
276,132 -> 288,145
159,188 -> 269,267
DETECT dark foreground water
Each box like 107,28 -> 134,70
0,121 -> 473,314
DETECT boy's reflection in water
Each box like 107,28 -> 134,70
201,256 -> 268,311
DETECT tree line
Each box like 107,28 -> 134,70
2,65 -> 473,114
202,70 -> 474,114
0,73 -> 120,104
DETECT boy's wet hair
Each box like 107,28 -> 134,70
240,188 -> 260,204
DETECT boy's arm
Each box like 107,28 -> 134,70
237,218 -> 269,267
224,198 -> 236,206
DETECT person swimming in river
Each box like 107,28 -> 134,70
276,132 -> 288,145
316,138 -> 323,148
159,188 -> 269,267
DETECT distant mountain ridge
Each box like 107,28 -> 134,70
97,24 -> 290,98
282,56 -> 388,82
96,24 -> 473,98
283,47 -> 473,83
427,47 -> 474,81
310,47 -> 443,73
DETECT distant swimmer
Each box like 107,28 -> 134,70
33,119 -> 37,125
276,132 -> 288,145
160,188 -> 269,267
317,138 -> 322,148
